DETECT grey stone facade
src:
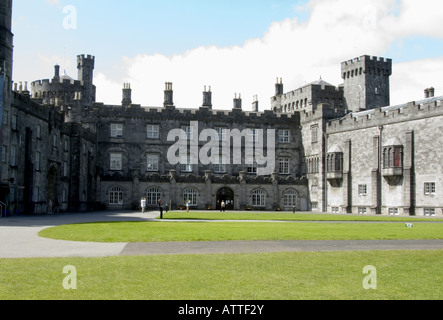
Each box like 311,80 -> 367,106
0,1 -> 441,216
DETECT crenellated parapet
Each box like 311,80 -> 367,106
326,96 -> 443,133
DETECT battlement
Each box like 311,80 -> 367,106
77,54 -> 95,62
326,96 -> 443,133
342,55 -> 392,79
31,79 -> 83,87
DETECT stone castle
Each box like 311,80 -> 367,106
1,1 -> 441,216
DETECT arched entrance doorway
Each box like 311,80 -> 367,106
216,187 -> 234,210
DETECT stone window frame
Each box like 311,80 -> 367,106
278,158 -> 290,175
147,124 -> 160,140
358,184 -> 367,196
108,186 -> 124,206
146,187 -> 162,205
109,153 -> 123,171
283,189 -> 298,207
110,123 -> 124,138
251,188 -> 266,207
424,182 -> 436,195
183,188 -> 198,206
146,154 -> 160,172
278,129 -> 290,143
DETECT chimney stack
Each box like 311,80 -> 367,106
164,82 -> 174,107
122,83 -> 132,107
202,86 -> 212,108
252,95 -> 259,112
233,93 -> 242,110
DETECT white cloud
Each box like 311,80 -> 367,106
94,0 -> 443,110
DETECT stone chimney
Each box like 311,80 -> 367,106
233,93 -> 242,110
164,82 -> 174,107
202,86 -> 212,108
122,83 -> 132,107
252,95 -> 259,112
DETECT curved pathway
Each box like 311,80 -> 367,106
1,211 -> 442,259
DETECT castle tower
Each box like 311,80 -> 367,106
341,55 -> 392,112
77,54 -> 96,106
0,0 -> 14,180
233,93 -> 242,110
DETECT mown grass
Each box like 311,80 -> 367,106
159,211 -> 443,222
39,221 -> 443,242
1,250 -> 442,300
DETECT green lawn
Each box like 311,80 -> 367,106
39,221 -> 443,242
3,212 -> 443,300
159,211 -> 443,222
1,250 -> 442,300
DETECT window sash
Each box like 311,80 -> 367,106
147,125 -> 160,139
110,153 -> 123,171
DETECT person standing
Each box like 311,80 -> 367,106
221,200 -> 226,212
141,197 -> 146,213
186,200 -> 190,212
158,199 -> 163,219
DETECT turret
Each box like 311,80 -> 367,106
233,93 -> 242,110
341,55 -> 392,112
76,54 -> 96,106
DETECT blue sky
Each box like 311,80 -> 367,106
11,0 -> 443,108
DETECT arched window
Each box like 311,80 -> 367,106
251,189 -> 266,207
109,187 -> 124,206
283,189 -> 298,207
146,187 -> 162,205
183,188 -> 198,206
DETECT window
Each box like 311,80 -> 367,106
247,129 -> 258,143
111,123 -> 123,138
383,146 -> 403,168
327,153 -> 343,172
110,153 -> 123,171
181,126 -> 193,140
35,152 -> 41,171
358,185 -> 367,196
62,189 -> 67,203
3,110 -> 8,125
424,208 -> 436,216
36,124 -> 41,138
11,114 -> 17,130
183,188 -> 198,206
358,207 -> 367,214
424,182 -> 436,195
311,202 -> 318,210
180,154 -> 192,172
10,145 -> 16,166
283,190 -> 298,207
247,161 -> 257,174
146,187 -> 162,205
252,189 -> 266,207
214,156 -> 226,173
215,127 -> 226,141
279,158 -> 290,174
109,187 -> 124,206
52,135 -> 57,148
64,139 -> 69,152
331,207 -> 339,213
278,130 -> 290,143
311,126 -> 318,144
147,154 -> 159,172
1,146 -> 7,163
389,208 -> 399,216
63,162 -> 68,177
147,125 -> 160,139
